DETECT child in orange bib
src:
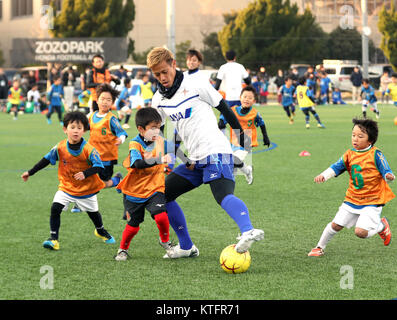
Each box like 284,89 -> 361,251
21,111 -> 116,251
308,118 -> 395,257
88,83 -> 127,188
114,107 -> 174,261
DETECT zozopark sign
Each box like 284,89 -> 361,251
11,38 -> 128,66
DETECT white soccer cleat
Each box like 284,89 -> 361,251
235,228 -> 264,253
163,244 -> 199,259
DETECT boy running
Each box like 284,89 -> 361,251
360,79 -> 380,119
115,107 -> 173,261
385,73 -> 397,107
218,85 -> 271,184
296,77 -> 325,129
88,83 -> 127,189
308,118 -> 395,256
279,76 -> 296,124
21,111 -> 116,250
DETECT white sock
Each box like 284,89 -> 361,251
240,164 -> 250,175
316,222 -> 338,249
366,221 -> 385,238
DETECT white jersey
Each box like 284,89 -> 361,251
216,61 -> 249,101
183,69 -> 207,82
152,75 -> 232,161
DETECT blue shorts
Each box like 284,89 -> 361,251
173,154 -> 234,187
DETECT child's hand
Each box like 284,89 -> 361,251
115,137 -> 122,146
74,172 -> 85,181
314,174 -> 325,184
161,154 -> 173,165
21,171 -> 30,182
385,173 -> 395,182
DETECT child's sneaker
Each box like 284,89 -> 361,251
243,165 -> 253,185
94,229 -> 116,244
317,123 -> 326,128
289,118 -> 294,125
47,118 -> 52,124
114,249 -> 129,261
378,217 -> 392,246
159,237 -> 176,251
306,123 -> 310,129
235,228 -> 264,253
43,238 -> 60,250
308,247 -> 324,257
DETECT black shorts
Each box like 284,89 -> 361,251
99,163 -> 115,181
123,192 -> 166,227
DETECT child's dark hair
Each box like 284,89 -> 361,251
186,49 -> 203,62
92,54 -> 104,62
352,117 -> 378,145
135,107 -> 162,129
240,85 -> 258,101
298,76 -> 307,85
63,111 -> 89,131
362,78 -> 370,84
123,77 -> 131,86
96,83 -> 119,102
392,72 -> 397,78
225,50 -> 236,61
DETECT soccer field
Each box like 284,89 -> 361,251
1,103 -> 396,301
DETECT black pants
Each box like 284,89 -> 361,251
47,105 -> 63,122
165,171 -> 235,206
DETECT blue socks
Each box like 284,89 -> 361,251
166,201 -> 193,250
165,196 -> 253,249
221,195 -> 253,233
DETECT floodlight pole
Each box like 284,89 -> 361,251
166,0 -> 176,57
361,0 -> 369,78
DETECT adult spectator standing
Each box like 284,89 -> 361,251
113,65 -> 128,80
27,70 -> 37,88
350,66 -> 363,104
86,54 -> 113,112
275,69 -> 285,104
0,68 -> 8,110
289,67 -> 299,87
214,50 -> 251,107
62,67 -> 76,87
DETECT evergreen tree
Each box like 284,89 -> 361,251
50,0 -> 135,57
201,32 -> 224,68
378,3 -> 397,71
217,0 -> 327,74
326,26 -> 375,63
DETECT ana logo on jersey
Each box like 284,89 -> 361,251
169,108 -> 192,121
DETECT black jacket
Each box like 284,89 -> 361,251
350,71 -> 363,87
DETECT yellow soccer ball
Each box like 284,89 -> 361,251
219,244 -> 251,274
